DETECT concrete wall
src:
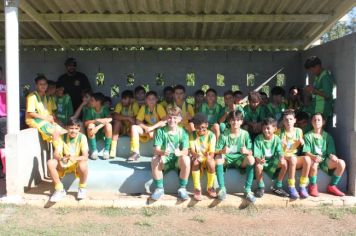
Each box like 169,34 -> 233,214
302,33 -> 356,195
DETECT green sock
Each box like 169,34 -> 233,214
104,137 -> 112,151
88,137 -> 97,151
154,179 -> 164,189
309,176 -> 317,185
216,164 -> 225,189
179,178 -> 188,188
275,180 -> 283,188
330,175 -> 341,186
245,164 -> 254,193
258,180 -> 265,189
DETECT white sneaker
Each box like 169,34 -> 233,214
50,189 -> 66,202
77,188 -> 87,200
103,150 -> 110,160
91,150 -> 99,160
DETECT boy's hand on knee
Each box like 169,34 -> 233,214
329,154 -> 337,162
314,155 -> 322,163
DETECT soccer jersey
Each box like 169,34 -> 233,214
83,106 -> 110,121
216,129 -> 252,154
154,126 -> 189,154
311,70 -> 334,118
265,102 -> 287,121
253,134 -> 283,159
136,104 -> 166,126
26,91 -> 57,125
189,130 -> 216,155
276,127 -> 303,157
199,102 -> 223,125
175,101 -> 195,128
55,94 -> 73,125
55,133 -> 88,157
114,101 -> 139,117
243,105 -> 265,123
302,131 -> 335,160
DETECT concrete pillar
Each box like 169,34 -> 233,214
4,0 -> 20,134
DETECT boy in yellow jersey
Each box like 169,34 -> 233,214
129,91 -> 167,162
151,105 -> 190,201
173,85 -> 194,132
189,113 -> 217,201
110,90 -> 139,158
276,109 -> 311,199
26,75 -> 66,143
160,86 -> 174,109
48,119 -> 89,202
303,113 -> 346,197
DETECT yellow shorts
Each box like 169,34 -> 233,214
58,162 -> 79,178
139,133 -> 153,143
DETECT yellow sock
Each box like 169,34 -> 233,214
110,140 -> 117,157
300,176 -> 309,187
130,136 -> 140,153
79,183 -> 87,189
288,178 -> 295,187
192,170 -> 201,190
207,172 -> 215,189
55,182 -> 64,191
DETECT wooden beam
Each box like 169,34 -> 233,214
18,1 -> 70,49
303,0 -> 356,49
0,13 -> 331,23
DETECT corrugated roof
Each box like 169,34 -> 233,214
0,0 -> 355,50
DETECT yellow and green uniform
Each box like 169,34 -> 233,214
265,102 -> 287,122
198,102 -> 223,126
175,101 -> 195,130
55,94 -> 73,125
215,129 -> 254,193
160,100 -> 172,109
25,91 -> 64,142
276,127 -> 303,157
113,101 -> 139,135
54,133 -> 88,178
253,134 -> 283,178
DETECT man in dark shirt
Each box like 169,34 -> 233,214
57,58 -> 92,111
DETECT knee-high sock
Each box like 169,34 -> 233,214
130,136 -> 140,154
216,164 -> 225,189
192,170 -> 201,190
88,136 -> 97,151
104,138 -> 112,151
245,164 -> 254,193
207,171 -> 215,189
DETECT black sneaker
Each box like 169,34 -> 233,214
271,186 -> 290,197
254,188 -> 264,198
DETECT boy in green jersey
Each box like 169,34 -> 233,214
219,90 -> 244,133
215,110 -> 255,202
55,82 -> 73,126
265,86 -> 287,124
243,91 -> 265,138
303,113 -> 345,197
150,105 -> 191,201
254,117 -> 289,198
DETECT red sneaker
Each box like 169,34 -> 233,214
308,184 -> 319,197
207,188 -> 217,198
193,189 -> 203,201
327,185 -> 345,197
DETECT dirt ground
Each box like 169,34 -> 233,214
1,204 -> 356,236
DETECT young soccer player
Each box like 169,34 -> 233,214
295,111 -> 313,135
233,90 -> 244,106
173,85 -> 194,132
243,91 -> 265,138
303,113 -> 346,197
25,75 -> 66,142
134,85 -> 146,107
189,113 -> 216,201
128,91 -> 167,162
194,89 -> 205,113
150,105 -> 191,201
276,109 -> 311,199
254,117 -> 289,198
199,88 -> 223,140
287,86 -> 303,111
48,119 -> 88,202
215,110 -> 255,202
160,86 -> 174,109
110,90 -> 140,158
259,91 -> 269,106
55,82 -> 73,127
83,92 -> 112,160
46,80 -> 57,106
219,90 -> 244,133
265,86 -> 287,123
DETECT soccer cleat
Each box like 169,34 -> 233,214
299,186 -> 309,199
271,186 -> 290,198
127,152 -> 140,162
308,184 -> 319,197
245,192 -> 256,203
90,150 -> 99,160
103,150 -> 110,160
327,185 -> 345,197
50,189 -> 66,202
288,186 -> 300,199
193,189 -> 203,201
254,188 -> 265,198
218,188 -> 227,200
151,188 -> 165,201
206,187 -> 217,198
77,188 -> 87,200
177,187 -> 189,200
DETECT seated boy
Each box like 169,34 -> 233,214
48,119 -> 88,202
194,89 -> 205,113
276,109 -> 311,199
129,91 -> 167,162
243,91 -> 265,138
173,85 -> 195,132
189,113 -> 217,201
55,82 -> 73,127
215,110 -> 255,202
295,111 -> 313,134
199,88 -> 223,140
25,75 -> 66,143
134,85 -> 146,107
160,86 -> 174,109
219,90 -> 244,133
233,90 -> 244,106
265,86 -> 287,124
150,105 -> 191,201
110,90 -> 139,158
254,117 -> 289,198
83,92 -> 112,160
287,86 -> 303,111
303,113 -> 345,197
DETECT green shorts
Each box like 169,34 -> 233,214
262,156 -> 280,178
224,153 -> 246,174
162,154 -> 179,172
319,157 -> 334,176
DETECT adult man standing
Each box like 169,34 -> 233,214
57,58 -> 91,111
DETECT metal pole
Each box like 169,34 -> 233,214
4,0 -> 20,134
